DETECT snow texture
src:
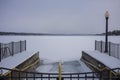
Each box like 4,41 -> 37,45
84,50 -> 120,69
0,51 -> 36,74
0,36 -> 120,74
36,60 -> 92,73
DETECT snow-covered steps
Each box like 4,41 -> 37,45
81,50 -> 120,77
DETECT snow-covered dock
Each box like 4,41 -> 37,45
82,50 -> 120,69
0,51 -> 40,74
81,50 -> 120,77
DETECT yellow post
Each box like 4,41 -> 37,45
58,62 -> 62,80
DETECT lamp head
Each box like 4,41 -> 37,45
105,11 -> 109,18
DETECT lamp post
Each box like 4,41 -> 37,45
104,11 -> 109,53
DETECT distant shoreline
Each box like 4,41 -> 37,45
0,31 -> 96,36
0,32 -> 119,36
0,34 -> 99,36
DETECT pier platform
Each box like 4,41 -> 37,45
0,51 -> 40,76
81,50 -> 120,77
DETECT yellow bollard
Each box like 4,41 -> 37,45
58,63 -> 62,80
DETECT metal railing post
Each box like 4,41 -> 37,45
20,40 -> 22,53
109,42 -> 111,56
11,41 -> 14,56
117,44 -> 119,59
100,71 -> 103,80
101,41 -> 103,52
78,74 -> 79,80
18,71 -> 20,80
41,73 -> 43,80
0,43 -> 1,62
118,44 -> 120,59
26,73 -> 28,80
33,73 -> 35,80
95,40 -> 97,50
85,73 -> 87,80
25,40 -> 26,51
11,71 -> 13,80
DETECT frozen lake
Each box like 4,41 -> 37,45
0,35 -> 120,62
0,35 -> 120,73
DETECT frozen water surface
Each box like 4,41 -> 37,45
0,35 -> 120,73
36,60 -> 92,73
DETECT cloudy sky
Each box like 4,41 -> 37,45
0,0 -> 120,34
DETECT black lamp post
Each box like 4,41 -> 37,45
104,11 -> 109,53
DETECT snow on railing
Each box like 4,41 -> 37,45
0,40 -> 26,62
95,40 -> 120,59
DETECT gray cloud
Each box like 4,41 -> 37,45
0,0 -> 120,34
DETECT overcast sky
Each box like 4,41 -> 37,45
0,0 -> 120,34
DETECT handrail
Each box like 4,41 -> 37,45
0,67 -> 97,75
0,67 -> 120,80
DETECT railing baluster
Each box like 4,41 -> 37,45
11,71 -> 13,80
25,40 -> 26,51
109,42 -> 111,56
70,74 -> 72,80
11,41 -> 14,56
93,72 -> 94,80
33,73 -> 35,80
19,71 -> 20,80
78,74 -> 79,80
26,72 -> 28,80
48,74 -> 50,80
20,40 -> 22,53
0,43 -> 1,62
95,40 -> 97,50
117,44 -> 119,59
101,40 -> 102,52
85,73 -> 87,80
41,73 -> 43,80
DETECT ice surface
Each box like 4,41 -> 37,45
0,36 -> 120,74
36,60 -> 92,73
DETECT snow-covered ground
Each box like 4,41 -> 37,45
0,35 -> 120,62
0,35 -> 120,73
